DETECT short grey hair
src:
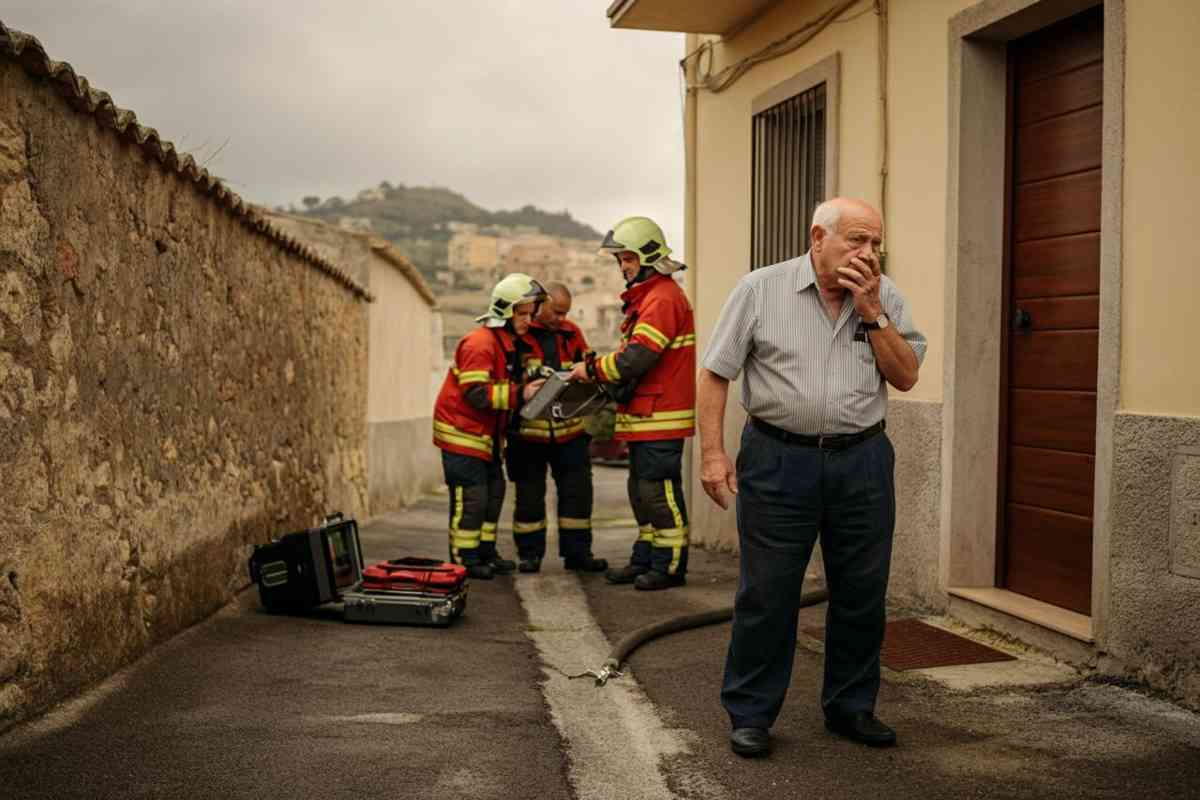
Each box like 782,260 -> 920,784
811,200 -> 842,234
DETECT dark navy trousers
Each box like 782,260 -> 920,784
720,421 -> 896,729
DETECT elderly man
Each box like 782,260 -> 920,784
698,198 -> 926,757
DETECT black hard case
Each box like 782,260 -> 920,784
248,513 -> 364,612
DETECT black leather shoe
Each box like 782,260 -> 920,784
605,564 -> 649,584
634,571 -> 686,591
564,556 -> 609,572
824,711 -> 897,747
487,556 -> 516,575
465,563 -> 494,580
730,727 -> 770,758
518,558 -> 542,574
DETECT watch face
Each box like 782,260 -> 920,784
878,314 -> 890,329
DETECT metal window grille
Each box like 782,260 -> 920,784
750,83 -> 826,270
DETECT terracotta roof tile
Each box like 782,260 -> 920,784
0,20 -> 373,302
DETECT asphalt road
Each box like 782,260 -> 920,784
1,464 -> 1198,800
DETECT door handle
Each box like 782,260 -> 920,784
1012,308 -> 1032,332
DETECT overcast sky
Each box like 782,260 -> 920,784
4,1 -> 685,253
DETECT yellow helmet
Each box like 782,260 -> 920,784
477,273 -> 546,328
599,216 -> 685,275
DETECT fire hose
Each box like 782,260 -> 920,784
569,587 -> 830,687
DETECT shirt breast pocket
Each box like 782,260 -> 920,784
849,341 -> 881,393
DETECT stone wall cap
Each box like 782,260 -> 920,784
0,20 -> 374,303
261,211 -> 438,309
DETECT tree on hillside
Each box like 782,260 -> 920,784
302,196 -> 321,210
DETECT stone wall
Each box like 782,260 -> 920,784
0,56 -> 369,727
264,212 -> 444,515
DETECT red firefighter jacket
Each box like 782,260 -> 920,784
592,274 -> 696,442
515,319 -> 590,444
433,326 -> 524,461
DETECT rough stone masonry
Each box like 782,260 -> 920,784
0,50 -> 369,727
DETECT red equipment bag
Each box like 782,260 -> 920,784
360,558 -> 467,595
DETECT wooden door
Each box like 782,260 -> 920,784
1000,6 -> 1103,615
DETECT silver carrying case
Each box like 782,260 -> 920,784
341,586 -> 468,627
519,371 -> 606,421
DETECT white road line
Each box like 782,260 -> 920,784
515,573 -> 729,800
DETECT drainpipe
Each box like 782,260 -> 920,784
877,0 -> 890,270
682,32 -> 700,505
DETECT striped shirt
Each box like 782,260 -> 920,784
702,253 -> 927,435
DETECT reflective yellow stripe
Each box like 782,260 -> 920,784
632,322 -> 669,349
652,521 -> 689,576
664,480 -> 684,529
434,421 -> 493,454
615,409 -> 696,433
600,353 -> 620,382
668,334 -> 696,349
451,532 -> 481,550
559,517 -> 591,530
491,383 -> 511,411
651,527 -> 688,547
518,419 -> 585,438
449,487 -> 482,562
481,521 -> 497,542
451,486 -> 465,533
638,524 -> 654,542
455,368 -> 490,385
513,519 -> 546,533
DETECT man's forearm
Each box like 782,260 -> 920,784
869,326 -> 919,392
697,368 -> 731,456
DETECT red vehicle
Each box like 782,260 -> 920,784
589,436 -> 629,466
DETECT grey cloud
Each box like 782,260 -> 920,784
5,0 -> 685,251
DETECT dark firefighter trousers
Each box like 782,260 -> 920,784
442,451 -> 506,566
505,435 -> 594,562
625,439 -> 689,577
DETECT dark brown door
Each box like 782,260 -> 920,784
1000,6 -> 1103,615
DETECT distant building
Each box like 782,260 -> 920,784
448,231 -> 499,274
569,287 -> 624,353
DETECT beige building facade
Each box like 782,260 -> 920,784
610,0 -> 1200,706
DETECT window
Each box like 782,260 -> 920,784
750,53 -> 839,270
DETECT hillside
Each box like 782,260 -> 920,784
291,183 -> 603,279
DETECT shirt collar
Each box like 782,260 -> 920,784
794,252 -> 816,293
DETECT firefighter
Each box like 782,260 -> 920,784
433,273 -> 547,580
507,282 -> 609,574
566,217 -> 695,591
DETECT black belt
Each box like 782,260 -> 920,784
751,418 -> 885,450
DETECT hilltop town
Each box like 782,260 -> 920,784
283,183 -> 629,352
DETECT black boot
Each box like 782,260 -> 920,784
518,558 -> 542,574
605,563 -> 649,584
634,571 -> 686,591
564,556 -> 609,573
487,555 -> 516,575
466,563 -> 494,580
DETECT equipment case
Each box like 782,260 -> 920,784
342,586 -> 468,627
248,513 -> 364,612
519,370 -> 606,421
248,515 -> 468,626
